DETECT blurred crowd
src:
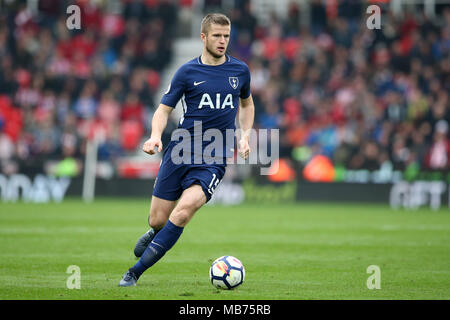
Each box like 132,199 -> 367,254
0,0 -> 450,177
228,0 -> 450,172
0,0 -> 178,175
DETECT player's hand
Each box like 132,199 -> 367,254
238,139 -> 250,160
142,137 -> 163,155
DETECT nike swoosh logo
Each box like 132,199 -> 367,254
194,81 -> 206,86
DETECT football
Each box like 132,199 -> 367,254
209,255 -> 245,289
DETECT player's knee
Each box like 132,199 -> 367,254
148,197 -> 176,229
170,208 -> 194,227
149,218 -> 165,230
148,211 -> 167,230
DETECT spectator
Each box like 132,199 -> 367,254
426,120 -> 450,169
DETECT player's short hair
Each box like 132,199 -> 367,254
201,13 -> 231,34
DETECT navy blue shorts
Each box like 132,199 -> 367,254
152,147 -> 226,203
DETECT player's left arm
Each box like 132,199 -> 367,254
238,94 -> 255,160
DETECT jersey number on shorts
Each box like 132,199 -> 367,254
207,174 -> 221,195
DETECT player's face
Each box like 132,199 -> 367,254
202,24 -> 231,59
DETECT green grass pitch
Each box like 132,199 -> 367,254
0,199 -> 449,300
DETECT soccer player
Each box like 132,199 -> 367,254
119,13 -> 255,286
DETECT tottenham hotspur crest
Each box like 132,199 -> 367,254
229,77 -> 239,89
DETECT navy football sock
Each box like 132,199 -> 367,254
130,220 -> 184,278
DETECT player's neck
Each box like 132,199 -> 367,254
200,52 -> 226,66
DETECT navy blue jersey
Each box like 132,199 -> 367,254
160,54 -> 251,164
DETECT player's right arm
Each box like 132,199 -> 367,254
143,65 -> 187,155
142,104 -> 173,155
